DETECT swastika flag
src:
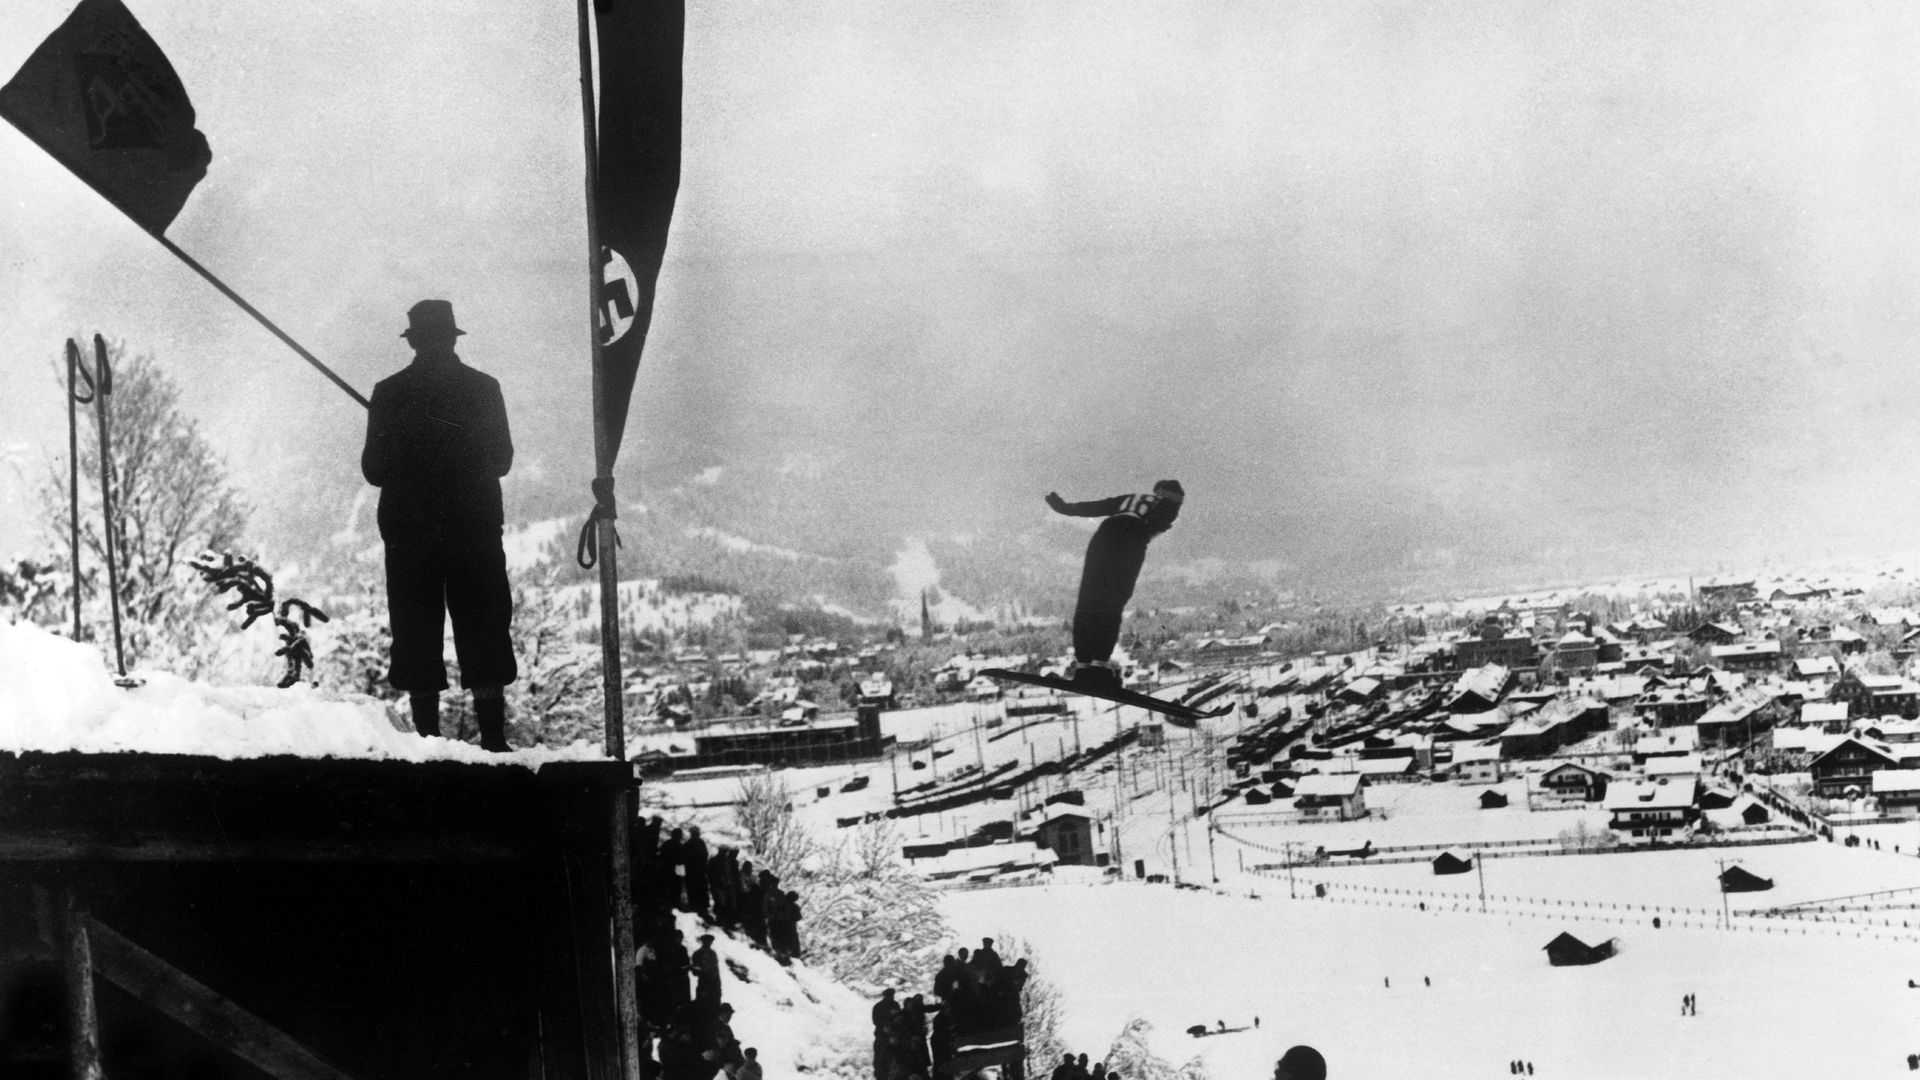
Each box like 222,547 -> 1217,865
592,0 -> 682,464
0,0 -> 211,235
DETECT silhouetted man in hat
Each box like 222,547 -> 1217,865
362,299 -> 517,750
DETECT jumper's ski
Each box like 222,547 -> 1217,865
978,669 -> 1232,727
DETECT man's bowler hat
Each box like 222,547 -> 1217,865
402,299 -> 466,340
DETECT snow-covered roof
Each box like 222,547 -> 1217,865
1871,769 -> 1920,794
1295,773 -> 1364,798
1604,778 -> 1697,812
1799,701 -> 1851,726
1645,754 -> 1703,777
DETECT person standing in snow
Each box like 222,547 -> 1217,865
661,828 -> 689,911
684,826 -> 712,917
361,299 -> 516,750
1044,481 -> 1184,688
691,933 -> 722,1014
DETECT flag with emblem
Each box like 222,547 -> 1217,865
591,0 -> 683,463
0,0 -> 211,235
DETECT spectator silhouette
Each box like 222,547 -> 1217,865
362,299 -> 516,749
691,933 -> 722,1014
685,826 -> 712,917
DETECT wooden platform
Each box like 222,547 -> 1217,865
0,751 -> 636,1080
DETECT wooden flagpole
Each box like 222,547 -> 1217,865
577,2 -> 641,1077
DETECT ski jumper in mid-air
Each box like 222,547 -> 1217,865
1045,480 -> 1184,689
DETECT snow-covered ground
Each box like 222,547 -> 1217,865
0,620 -> 604,765
942,875 -> 1920,1080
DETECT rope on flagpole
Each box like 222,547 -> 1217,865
576,475 -> 622,570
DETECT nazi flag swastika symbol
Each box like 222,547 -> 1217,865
599,246 -> 638,345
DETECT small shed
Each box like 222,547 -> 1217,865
1543,932 -> 1616,967
1718,865 -> 1775,893
1029,806 -> 1098,866
1739,801 -> 1771,826
1431,851 -> 1474,876
1479,789 -> 1509,809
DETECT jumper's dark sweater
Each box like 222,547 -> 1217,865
1050,492 -> 1180,662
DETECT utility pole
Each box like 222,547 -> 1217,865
1715,857 -> 1737,928
1476,849 -> 1487,913
1206,819 -> 1218,882
1168,790 -> 1181,884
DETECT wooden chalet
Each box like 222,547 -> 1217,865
1536,762 -> 1609,803
1829,672 -> 1920,720
1686,622 -> 1744,646
0,751 -> 635,1080
1605,777 -> 1699,843
1808,736 -> 1919,798
1695,687 -> 1778,750
1633,685 -> 1712,728
1709,640 -> 1781,674
1293,773 -> 1367,821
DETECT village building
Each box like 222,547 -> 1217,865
1829,671 -> 1920,720
1633,685 -> 1713,728
1446,663 -> 1514,713
1497,697 -> 1609,758
1807,736 -> 1920,799
1710,640 -> 1782,674
1792,655 -> 1841,681
1699,582 -> 1759,605
1454,627 -> 1540,671
1552,632 -> 1599,675
1025,805 -> 1100,867
1871,769 -> 1920,818
1479,788 -> 1510,809
1431,851 -> 1474,875
1449,741 -> 1504,784
1605,777 -> 1700,843
1797,700 -> 1852,733
1686,622 -> 1744,646
1695,686 -> 1778,750
1536,761 -> 1610,803
1293,773 -> 1368,821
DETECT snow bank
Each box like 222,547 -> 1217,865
686,913 -> 873,1080
0,621 -> 606,765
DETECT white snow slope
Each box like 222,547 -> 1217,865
943,876 -> 1920,1080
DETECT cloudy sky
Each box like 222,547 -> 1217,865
6,0 -> 1920,586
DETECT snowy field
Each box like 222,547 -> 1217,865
942,876 -> 1920,1080
1215,778 -> 1617,852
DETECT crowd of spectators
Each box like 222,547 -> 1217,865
871,937 -> 1030,1080
631,817 -> 812,1080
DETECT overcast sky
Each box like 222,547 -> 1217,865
6,1 -> 1920,585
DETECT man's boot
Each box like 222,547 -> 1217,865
474,688 -> 509,752
410,692 -> 441,737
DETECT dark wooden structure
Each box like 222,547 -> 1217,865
1542,932 -> 1615,967
1718,865 -> 1774,893
1430,852 -> 1473,876
0,751 -> 634,1080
